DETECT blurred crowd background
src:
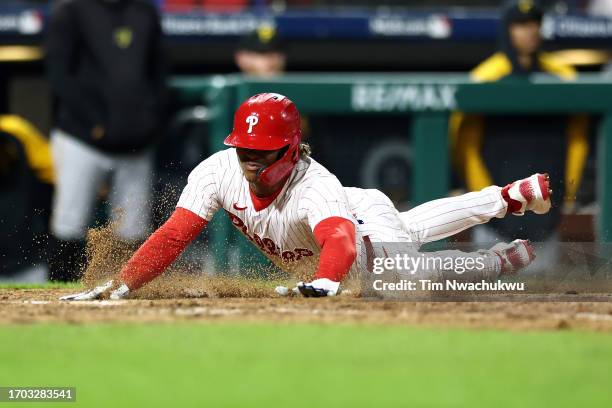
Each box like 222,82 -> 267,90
0,0 -> 610,283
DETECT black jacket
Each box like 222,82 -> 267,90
46,0 -> 166,153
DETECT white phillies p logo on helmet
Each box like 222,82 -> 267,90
246,115 -> 259,133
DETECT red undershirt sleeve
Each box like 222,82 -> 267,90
119,207 -> 207,290
312,217 -> 357,282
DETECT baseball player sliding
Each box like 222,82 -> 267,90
61,93 -> 551,300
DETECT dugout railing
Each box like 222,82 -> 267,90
170,74 -> 612,271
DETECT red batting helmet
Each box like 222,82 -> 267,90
224,93 -> 302,187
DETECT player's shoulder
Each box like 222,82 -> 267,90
300,156 -> 341,183
470,52 -> 513,82
199,148 -> 237,168
291,156 -> 346,197
187,148 -> 238,179
538,52 -> 577,80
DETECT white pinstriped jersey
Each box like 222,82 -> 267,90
177,148 -> 410,278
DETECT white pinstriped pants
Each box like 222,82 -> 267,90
397,186 -> 508,281
354,186 -> 508,281
399,186 -> 508,245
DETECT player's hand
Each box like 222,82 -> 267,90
59,280 -> 130,301
275,278 -> 340,298
297,278 -> 340,297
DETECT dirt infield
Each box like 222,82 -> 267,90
2,224 -> 608,332
2,288 -> 612,332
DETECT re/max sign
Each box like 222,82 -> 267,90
351,83 -> 457,112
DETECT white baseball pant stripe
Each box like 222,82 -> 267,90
378,186 -> 509,281
399,186 -> 508,245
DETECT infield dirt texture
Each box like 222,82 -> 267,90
1,288 -> 612,330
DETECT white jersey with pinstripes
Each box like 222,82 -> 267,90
176,148 -> 412,278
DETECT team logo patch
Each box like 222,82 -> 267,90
246,115 -> 259,133
114,27 -> 133,49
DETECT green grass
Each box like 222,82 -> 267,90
0,324 -> 611,408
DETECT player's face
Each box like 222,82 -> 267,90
509,20 -> 541,56
236,147 -> 282,183
234,51 -> 286,77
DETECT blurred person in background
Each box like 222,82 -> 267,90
234,23 -> 287,77
234,24 -> 309,136
45,0 -> 167,282
450,0 -> 589,260
0,116 -> 53,283
234,24 -> 311,137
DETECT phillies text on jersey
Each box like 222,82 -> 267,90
177,148 -> 367,278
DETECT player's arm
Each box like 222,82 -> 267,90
295,217 -> 357,297
60,208 -> 206,300
294,178 -> 358,297
60,158 -> 222,300
118,208 -> 206,290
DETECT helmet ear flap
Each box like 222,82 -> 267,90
257,143 -> 299,187
282,144 -> 300,165
276,145 -> 290,161
289,143 -> 300,164
292,144 -> 300,160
